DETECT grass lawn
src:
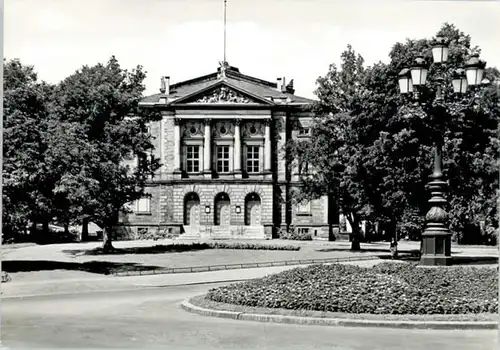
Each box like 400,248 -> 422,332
2,239 -> 495,283
2,241 -> 390,282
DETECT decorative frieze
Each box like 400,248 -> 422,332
242,121 -> 264,138
182,120 -> 204,137
192,86 -> 253,104
212,120 -> 234,138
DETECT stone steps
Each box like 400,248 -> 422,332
179,225 -> 265,240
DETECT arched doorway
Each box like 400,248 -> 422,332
214,193 -> 231,226
184,192 -> 201,226
244,192 -> 262,226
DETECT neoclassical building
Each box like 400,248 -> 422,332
118,62 -> 340,240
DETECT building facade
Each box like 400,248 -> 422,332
118,63 -> 340,240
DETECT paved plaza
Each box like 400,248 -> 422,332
2,281 -> 496,350
1,240 -> 497,349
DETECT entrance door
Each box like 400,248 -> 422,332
184,193 -> 201,226
215,193 -> 230,226
245,193 -> 262,226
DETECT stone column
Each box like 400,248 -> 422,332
264,118 -> 272,174
203,118 -> 212,178
173,118 -> 182,177
234,118 -> 242,178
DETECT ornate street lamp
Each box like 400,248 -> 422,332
398,68 -> 414,94
397,37 -> 488,266
410,56 -> 429,86
464,53 -> 486,86
430,36 -> 450,64
452,69 -> 468,94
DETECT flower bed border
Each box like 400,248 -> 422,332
182,295 -> 498,330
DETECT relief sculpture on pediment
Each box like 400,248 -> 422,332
182,120 -> 204,137
194,86 -> 253,104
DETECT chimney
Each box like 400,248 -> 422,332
276,77 -> 282,92
160,76 -> 170,95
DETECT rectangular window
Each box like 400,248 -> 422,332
297,228 -> 310,235
186,145 -> 200,173
297,200 -> 311,214
246,145 -> 260,173
216,145 -> 230,173
136,197 -> 151,214
298,127 -> 311,137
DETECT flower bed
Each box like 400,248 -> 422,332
206,263 -> 498,315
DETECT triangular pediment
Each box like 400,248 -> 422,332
170,81 -> 274,106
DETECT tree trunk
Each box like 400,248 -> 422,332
42,221 -> 49,235
350,226 -> 362,251
29,221 -> 37,237
81,218 -> 89,242
102,225 -> 114,253
328,224 -> 337,241
40,220 -> 50,243
346,213 -> 362,251
385,220 -> 397,243
328,193 -> 337,241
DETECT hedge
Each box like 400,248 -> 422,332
82,241 -> 301,255
206,263 -> 498,315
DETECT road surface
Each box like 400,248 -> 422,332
1,283 -> 496,350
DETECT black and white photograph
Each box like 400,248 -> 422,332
1,0 -> 499,349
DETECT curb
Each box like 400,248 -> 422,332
2,279 -> 247,300
112,254 -> 386,277
181,298 -> 498,330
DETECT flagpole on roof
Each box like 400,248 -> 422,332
223,0 -> 227,64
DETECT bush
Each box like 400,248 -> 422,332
206,263 -> 498,315
80,242 -> 301,255
137,227 -> 177,241
278,227 -> 313,241
207,242 -> 300,251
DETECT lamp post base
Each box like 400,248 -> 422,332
420,232 -> 452,266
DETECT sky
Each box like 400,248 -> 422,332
5,0 -> 500,99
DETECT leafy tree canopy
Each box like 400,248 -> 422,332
287,23 -> 499,247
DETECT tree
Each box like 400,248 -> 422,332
286,23 -> 499,248
3,59 -> 55,241
382,23 -> 500,243
51,56 -> 161,251
286,44 -> 368,250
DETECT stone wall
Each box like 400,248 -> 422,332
118,105 -> 342,240
273,111 -> 287,182
162,112 -> 176,175
171,182 -> 274,225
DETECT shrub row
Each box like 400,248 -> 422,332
84,242 -> 301,255
278,228 -> 313,241
206,262 -> 498,315
206,242 -> 300,251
